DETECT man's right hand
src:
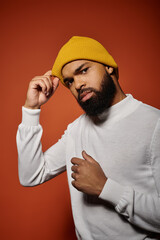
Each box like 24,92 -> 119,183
24,70 -> 59,109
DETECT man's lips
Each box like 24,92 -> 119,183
80,90 -> 93,102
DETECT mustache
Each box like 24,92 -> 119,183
78,87 -> 97,101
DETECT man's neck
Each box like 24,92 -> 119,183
111,90 -> 126,106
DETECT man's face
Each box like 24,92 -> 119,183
62,60 -> 116,116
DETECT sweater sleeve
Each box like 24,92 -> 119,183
16,107 -> 67,186
99,119 -> 160,233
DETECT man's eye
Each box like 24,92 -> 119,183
65,78 -> 73,87
81,67 -> 89,74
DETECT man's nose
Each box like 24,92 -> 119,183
74,77 -> 86,91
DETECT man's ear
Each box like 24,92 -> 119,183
105,66 -> 114,75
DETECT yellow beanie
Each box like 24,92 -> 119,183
52,36 -> 118,86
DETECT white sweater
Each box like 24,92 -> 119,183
16,94 -> 160,240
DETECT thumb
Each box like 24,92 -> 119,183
82,150 -> 94,163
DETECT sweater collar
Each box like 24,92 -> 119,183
91,94 -> 141,123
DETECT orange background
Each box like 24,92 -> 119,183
1,0 -> 160,239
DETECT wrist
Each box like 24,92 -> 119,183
97,176 -> 107,196
24,101 -> 41,110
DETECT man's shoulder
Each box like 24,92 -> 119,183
138,101 -> 160,119
134,100 -> 160,130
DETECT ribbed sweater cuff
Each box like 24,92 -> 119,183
22,107 -> 41,126
99,178 -> 126,207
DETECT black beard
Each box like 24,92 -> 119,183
77,71 -> 116,116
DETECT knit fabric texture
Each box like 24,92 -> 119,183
52,36 -> 118,86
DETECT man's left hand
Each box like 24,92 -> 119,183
71,151 -> 107,196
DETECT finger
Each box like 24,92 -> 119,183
71,180 -> 81,191
44,70 -> 58,91
33,75 -> 52,88
32,76 -> 52,95
71,180 -> 76,188
41,76 -> 53,95
82,150 -> 94,163
71,165 -> 79,173
31,79 -> 48,94
71,172 -> 77,180
44,70 -> 52,76
52,77 -> 59,91
71,157 -> 83,165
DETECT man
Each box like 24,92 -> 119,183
16,36 -> 160,239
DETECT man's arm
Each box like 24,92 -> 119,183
71,120 -> 160,233
16,107 -> 67,186
16,71 -> 67,186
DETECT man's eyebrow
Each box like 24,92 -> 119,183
74,62 -> 89,75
